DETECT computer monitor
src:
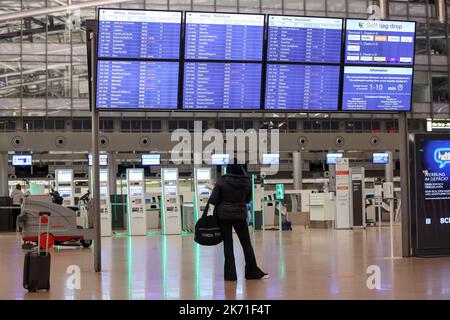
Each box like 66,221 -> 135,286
12,154 -> 32,166
326,153 -> 343,164
142,154 -> 160,166
211,154 -> 230,165
373,152 -> 389,164
262,153 -> 280,165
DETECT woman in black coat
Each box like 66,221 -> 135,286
209,163 -> 268,281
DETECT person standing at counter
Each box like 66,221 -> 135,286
10,184 -> 23,231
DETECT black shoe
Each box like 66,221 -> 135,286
246,272 -> 269,280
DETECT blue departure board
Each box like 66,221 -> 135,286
98,9 -> 181,59
345,19 -> 415,65
184,12 -> 264,61
265,64 -> 340,111
267,16 -> 343,63
342,66 -> 413,111
96,60 -> 179,110
183,62 -> 262,110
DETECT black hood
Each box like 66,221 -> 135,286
223,173 -> 250,189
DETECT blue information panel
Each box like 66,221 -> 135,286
185,12 -> 264,61
342,66 -> 413,111
345,19 -> 415,65
183,62 -> 261,110
98,9 -> 181,59
265,64 -> 340,111
267,16 -> 343,63
96,60 -> 179,110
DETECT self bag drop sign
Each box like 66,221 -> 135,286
411,134 -> 450,256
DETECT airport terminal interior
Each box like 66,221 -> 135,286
1,0 -> 450,300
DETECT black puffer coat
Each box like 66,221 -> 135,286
209,173 -> 252,220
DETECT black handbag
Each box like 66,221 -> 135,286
194,201 -> 222,246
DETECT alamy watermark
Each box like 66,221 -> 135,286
171,121 -> 280,176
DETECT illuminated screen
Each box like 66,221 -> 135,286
345,19 -> 415,66
96,60 -> 179,110
128,169 -> 143,182
262,154 -> 280,165
129,186 -> 143,197
183,62 -> 262,110
142,154 -> 160,166
57,186 -> 72,198
12,155 -> 32,166
98,9 -> 181,59
100,170 -> 108,182
88,154 -> 108,166
163,169 -> 177,181
265,64 -> 340,111
56,170 -> 72,183
211,154 -> 230,165
342,66 -> 413,112
267,16 -> 343,63
326,153 -> 343,164
373,153 -> 389,164
196,169 -> 210,181
184,12 -> 264,61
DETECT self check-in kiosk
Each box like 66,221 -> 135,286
55,169 -> 74,207
126,168 -> 147,236
99,169 -> 112,236
194,168 -> 212,221
161,168 -> 181,235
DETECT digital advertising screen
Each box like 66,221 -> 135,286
142,154 -> 161,166
211,154 -> 230,165
342,66 -> 413,111
265,64 -> 340,111
98,9 -> 182,59
12,155 -> 32,166
345,19 -> 415,65
411,134 -> 450,256
372,152 -> 389,164
262,154 -> 280,165
183,62 -> 262,110
88,154 -> 108,166
99,170 -> 108,182
184,12 -> 264,61
267,16 -> 343,63
96,60 -> 179,110
326,153 -> 343,164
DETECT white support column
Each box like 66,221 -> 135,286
293,151 -> 302,212
0,152 -> 8,197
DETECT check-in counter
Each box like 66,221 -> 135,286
309,192 -> 335,228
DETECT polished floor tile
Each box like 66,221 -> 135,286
1,225 -> 449,300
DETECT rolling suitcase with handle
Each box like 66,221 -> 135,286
23,212 -> 51,292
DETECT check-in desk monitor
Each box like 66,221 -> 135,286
126,168 -> 147,235
55,169 -> 74,206
161,168 -> 181,235
194,168 -> 212,221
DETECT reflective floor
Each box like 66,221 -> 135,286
1,225 -> 450,300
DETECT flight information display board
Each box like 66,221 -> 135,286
345,19 -> 415,65
96,60 -> 179,110
183,62 -> 262,110
265,64 -> 340,111
98,9 -> 182,59
342,66 -> 413,111
184,12 -> 264,61
267,16 -> 343,63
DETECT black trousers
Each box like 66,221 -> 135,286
218,219 -> 264,280
11,205 -> 21,231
